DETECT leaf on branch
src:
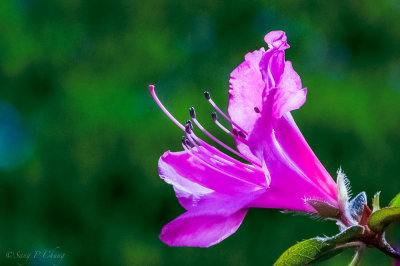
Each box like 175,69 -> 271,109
389,193 -> 400,208
372,191 -> 381,213
273,238 -> 332,265
274,226 -> 364,265
325,225 -> 364,245
368,207 -> 400,233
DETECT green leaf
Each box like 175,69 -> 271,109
368,207 -> 400,233
372,191 -> 381,213
389,193 -> 400,207
273,238 -> 332,265
325,225 -> 364,245
274,226 -> 364,265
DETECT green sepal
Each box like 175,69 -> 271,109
274,226 -> 363,265
348,192 -> 367,221
372,191 -> 381,213
389,193 -> 400,207
305,199 -> 340,218
368,207 -> 400,233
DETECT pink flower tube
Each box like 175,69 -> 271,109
150,31 -> 338,247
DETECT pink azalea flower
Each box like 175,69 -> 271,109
150,31 -> 338,247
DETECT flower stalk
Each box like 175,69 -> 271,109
376,234 -> 400,260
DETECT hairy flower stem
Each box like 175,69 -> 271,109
338,208 -> 400,261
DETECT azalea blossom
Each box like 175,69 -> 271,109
150,31 -> 338,247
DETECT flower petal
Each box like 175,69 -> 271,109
273,61 -> 307,118
228,48 -> 265,163
159,151 -> 214,210
259,49 -> 286,91
159,191 -> 262,247
160,208 -> 247,247
264,30 -> 290,50
248,89 -> 337,209
273,113 -> 338,198
159,149 -> 266,210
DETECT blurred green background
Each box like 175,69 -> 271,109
0,0 -> 400,265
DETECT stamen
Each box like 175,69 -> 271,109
204,91 -> 211,100
211,111 -> 248,143
187,133 -> 236,167
189,107 -> 196,119
183,134 -> 264,187
149,85 -> 185,131
186,120 -> 193,131
211,112 -> 231,135
182,136 -> 191,147
185,122 -> 192,134
182,142 -> 196,156
214,120 -> 232,135
187,131 -> 260,173
186,132 -> 201,149
150,85 -> 261,168
204,91 -> 248,135
211,111 -> 217,121
191,114 -> 261,166
254,107 -> 260,113
181,142 -> 260,187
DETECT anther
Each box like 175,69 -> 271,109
185,123 -> 192,134
211,111 -> 218,121
232,129 -> 238,136
181,136 -> 188,146
254,107 -> 260,113
189,107 -> 196,119
204,91 -> 211,100
186,120 -> 193,130
204,92 -> 248,135
181,136 -> 191,147
238,131 -> 246,139
211,111 -> 233,135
